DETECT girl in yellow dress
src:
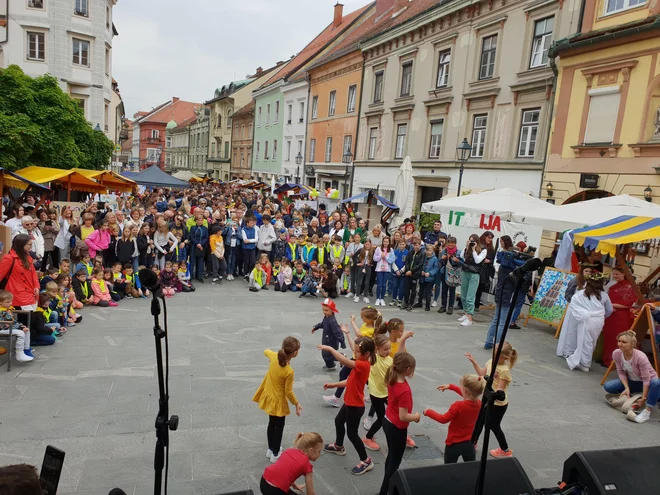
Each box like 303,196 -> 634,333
253,336 -> 303,463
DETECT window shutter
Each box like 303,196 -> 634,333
584,92 -> 621,144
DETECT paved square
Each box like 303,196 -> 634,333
1,284 -> 659,495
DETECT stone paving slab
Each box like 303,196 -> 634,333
1,282 -> 659,494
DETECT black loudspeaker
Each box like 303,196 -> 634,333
563,446 -> 660,494
389,458 -> 535,495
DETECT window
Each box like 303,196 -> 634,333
328,90 -> 337,116
28,0 -> 43,9
248,123 -> 253,138
241,125 -> 245,139
309,139 -> 316,162
105,48 -> 110,75
106,6 -> 110,28
27,32 -> 45,61
273,140 -> 278,160
264,141 -> 269,160
518,109 -> 540,157
74,0 -> 88,17
479,35 -> 497,80
151,129 -> 159,139
256,142 -> 260,160
287,104 -> 293,124
605,0 -> 644,15
299,101 -> 305,123
217,114 -> 222,127
72,38 -> 90,67
211,142 -> 215,157
104,103 -> 109,132
368,128 -> 378,159
240,152 -> 244,168
311,96 -> 318,119
325,137 -> 333,162
224,141 -> 229,158
346,85 -> 357,113
343,135 -> 352,156
429,121 -> 443,158
584,90 -> 621,144
436,50 -> 450,88
227,110 -> 232,128
257,107 -> 262,127
286,140 -> 292,161
275,101 -> 279,123
400,62 -> 413,97
471,115 -> 488,158
266,104 -> 270,124
374,71 -> 384,103
395,124 -> 407,159
234,125 -> 238,137
530,17 -> 554,68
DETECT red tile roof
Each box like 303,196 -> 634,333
136,98 -> 201,127
172,115 -> 198,131
260,2 -> 375,89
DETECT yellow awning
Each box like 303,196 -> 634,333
13,166 -> 108,194
73,169 -> 136,193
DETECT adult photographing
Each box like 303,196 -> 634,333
0,234 -> 40,310
458,234 -> 487,327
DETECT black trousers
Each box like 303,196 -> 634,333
444,440 -> 476,464
421,281 -> 434,309
42,249 -> 60,269
266,415 -> 286,453
490,403 -> 509,451
335,404 -> 367,461
379,419 -> 408,495
260,476 -> 296,495
366,395 -> 388,439
403,277 -> 418,306
242,248 -> 257,275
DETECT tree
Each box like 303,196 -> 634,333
0,65 -> 114,171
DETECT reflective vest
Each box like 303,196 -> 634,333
287,242 -> 297,260
36,306 -> 52,322
252,268 -> 263,287
317,246 -> 325,265
331,245 -> 344,264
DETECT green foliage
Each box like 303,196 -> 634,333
0,65 -> 113,171
413,207 -> 440,233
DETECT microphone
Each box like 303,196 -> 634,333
509,257 -> 543,279
138,268 -> 162,298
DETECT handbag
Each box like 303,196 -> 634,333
0,258 -> 16,290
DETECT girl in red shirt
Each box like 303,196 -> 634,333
318,336 -> 376,476
260,432 -> 323,495
423,374 -> 485,463
379,352 -> 421,495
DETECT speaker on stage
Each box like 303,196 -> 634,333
388,458 -> 535,495
563,446 -> 660,495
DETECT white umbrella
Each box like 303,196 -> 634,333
393,156 -> 412,227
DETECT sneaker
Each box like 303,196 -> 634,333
323,443 -> 346,456
406,436 -> 416,448
353,296 -> 360,303
362,437 -> 380,451
109,301 -> 118,307
577,364 -> 590,373
458,314 -> 467,322
363,416 -> 374,431
363,297 -> 370,304
67,321 -> 76,327
389,300 -> 395,306
509,323 -> 521,330
489,448 -> 513,458
634,408 -> 651,423
323,395 -> 342,408
397,300 -> 402,308
484,344 -> 493,350
15,351 -> 34,362
249,287 -> 259,292
212,278 -> 219,284
125,294 -> 133,299
270,451 -> 281,463
431,301 -> 437,308
437,306 -> 446,313
262,286 -> 269,290
374,299 -> 380,306
24,349 -> 35,358
244,275 -> 249,282
351,458 -> 373,475
322,365 -> 336,371
346,292 -> 354,298
413,303 -> 423,309
447,307 -> 453,315
460,319 -> 473,327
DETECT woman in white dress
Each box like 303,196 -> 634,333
557,273 -> 612,372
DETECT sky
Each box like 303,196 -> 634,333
113,0 -> 367,118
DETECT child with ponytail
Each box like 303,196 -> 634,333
465,342 -> 518,458
253,337 -> 303,463
260,432 -> 323,495
379,352 -> 421,495
361,334 -> 392,452
424,374 -> 484,463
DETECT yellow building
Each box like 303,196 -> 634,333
545,1 -> 660,207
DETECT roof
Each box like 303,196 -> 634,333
0,168 -> 51,192
170,115 -> 197,132
125,165 -> 190,189
72,169 -> 136,193
233,100 -> 256,118
205,78 -> 256,104
573,215 -> 660,257
12,166 -> 108,194
134,98 -> 200,126
259,2 -> 375,89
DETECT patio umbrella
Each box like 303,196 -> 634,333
393,156 -> 412,227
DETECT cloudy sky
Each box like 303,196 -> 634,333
113,0 -> 367,118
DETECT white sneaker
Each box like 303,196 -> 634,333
460,319 -> 473,327
363,297 -> 370,304
323,395 -> 342,407
354,296 -> 360,303
15,351 -> 34,362
635,408 -> 651,423
346,292 -> 354,298
577,364 -> 590,373
266,448 -> 273,459
270,451 -> 281,463
363,416 -> 375,431
389,300 -> 395,306
458,314 -> 467,322
431,301 -> 437,308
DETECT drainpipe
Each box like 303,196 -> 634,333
305,73 -> 312,187
349,52 -> 368,198
576,0 -> 586,35
0,0 -> 9,45
187,126 -> 191,172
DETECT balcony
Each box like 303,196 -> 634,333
119,130 -> 129,141
74,9 -> 89,18
145,136 -> 160,144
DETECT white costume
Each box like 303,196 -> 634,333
557,290 -> 612,370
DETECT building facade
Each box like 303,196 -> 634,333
0,0 -> 119,138
230,101 -> 255,179
253,81 -> 286,178
189,107 -> 210,174
351,0 -> 579,217
165,118 -> 193,173
282,80 -> 309,183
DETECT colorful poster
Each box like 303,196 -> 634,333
527,268 -> 576,327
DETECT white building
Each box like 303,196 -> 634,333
0,0 -> 118,138
281,79 -> 308,182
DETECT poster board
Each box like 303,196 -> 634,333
294,200 -> 318,211
525,267 -> 576,328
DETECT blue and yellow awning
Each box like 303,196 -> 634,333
572,216 -> 660,256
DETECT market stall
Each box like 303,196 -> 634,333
123,165 -> 189,189
13,166 -> 107,200
73,168 -> 136,194
0,167 -> 52,208
341,189 -> 399,230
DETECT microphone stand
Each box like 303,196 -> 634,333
471,273 -> 524,495
150,292 -> 179,495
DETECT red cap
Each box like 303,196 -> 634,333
322,298 -> 338,313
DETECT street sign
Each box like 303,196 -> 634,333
114,145 -> 121,153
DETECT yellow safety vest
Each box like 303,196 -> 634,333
287,242 -> 297,260
252,268 -> 263,286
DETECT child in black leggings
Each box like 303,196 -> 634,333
260,432 -> 323,495
319,336 -> 376,476
362,334 -> 392,451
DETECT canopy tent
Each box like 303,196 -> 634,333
274,183 -> 318,196
340,190 -> 399,209
124,165 -> 190,189
511,194 -> 660,232
73,168 -> 136,193
13,166 -> 108,199
572,216 -> 660,257
172,170 -> 204,181
0,168 -> 51,193
421,187 -> 553,219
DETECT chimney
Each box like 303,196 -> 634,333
172,97 -> 180,103
255,66 -> 263,76
333,2 -> 344,28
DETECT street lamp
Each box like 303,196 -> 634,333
342,147 -> 353,199
295,152 -> 303,184
546,181 -> 554,197
645,185 -> 653,202
455,138 -> 472,197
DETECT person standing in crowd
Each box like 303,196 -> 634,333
458,235 -> 486,327
483,236 -> 515,349
423,220 -> 446,246
601,267 -> 637,367
474,231 -> 495,313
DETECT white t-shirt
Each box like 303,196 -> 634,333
623,358 -> 642,382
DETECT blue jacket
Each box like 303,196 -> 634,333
422,254 -> 439,282
222,225 -> 242,247
313,314 -> 346,356
392,247 -> 409,274
242,226 -> 257,250
423,230 -> 447,245
189,225 -> 209,249
300,245 -> 317,266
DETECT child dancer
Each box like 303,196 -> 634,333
465,342 -> 517,458
260,432 -> 323,495
0,290 -> 34,361
423,374 -> 484,463
311,299 -> 345,371
319,336 -> 376,476
361,334 -> 392,452
252,337 -> 302,463
379,352 -> 421,495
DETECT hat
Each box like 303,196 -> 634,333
322,298 -> 338,313
279,228 -> 287,234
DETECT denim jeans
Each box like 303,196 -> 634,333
485,303 -> 510,347
192,255 -> 205,280
226,246 -> 237,276
32,333 -> 56,346
441,281 -> 457,310
391,275 -> 405,301
510,288 -> 527,323
376,271 -> 388,300
604,377 -> 660,409
433,269 -> 444,302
